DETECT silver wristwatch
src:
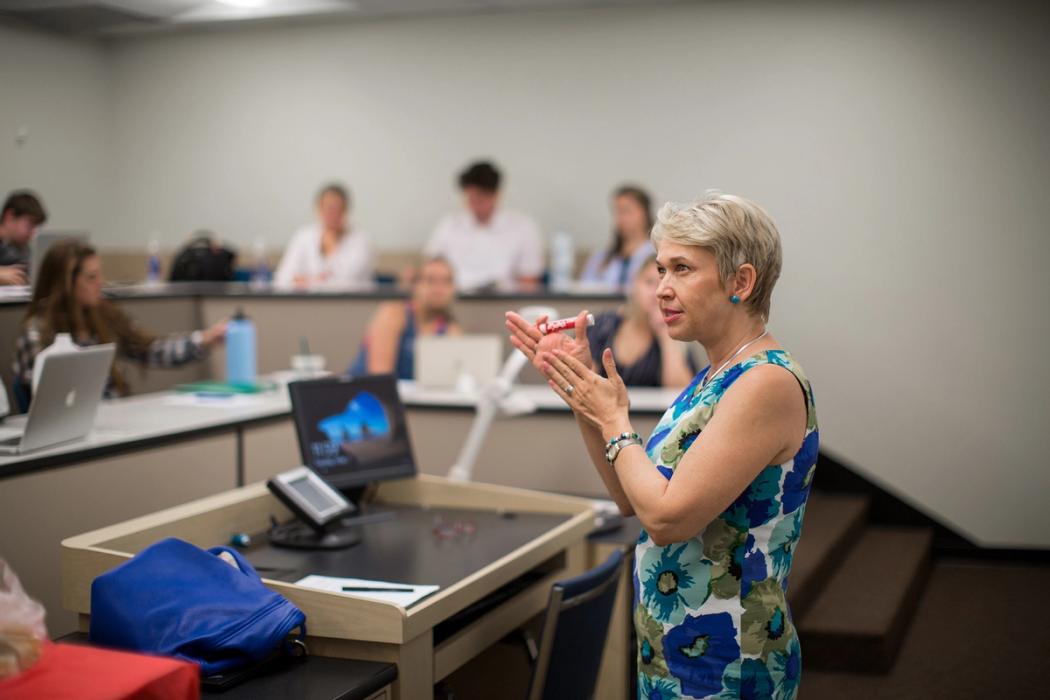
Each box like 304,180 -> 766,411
605,432 -> 642,465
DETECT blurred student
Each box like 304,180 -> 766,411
0,191 -> 47,286
12,239 -> 226,400
424,161 -> 543,292
274,183 -> 374,290
579,185 -> 655,291
585,255 -> 696,387
348,257 -> 462,379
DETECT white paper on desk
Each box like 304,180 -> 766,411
294,575 -> 439,607
0,285 -> 30,297
162,393 -> 263,409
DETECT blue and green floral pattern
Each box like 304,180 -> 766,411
635,350 -> 818,699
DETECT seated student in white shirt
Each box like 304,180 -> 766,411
274,183 -> 375,290
424,161 -> 543,292
579,185 -> 656,292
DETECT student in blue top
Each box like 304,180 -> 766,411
349,257 -> 462,379
579,185 -> 656,292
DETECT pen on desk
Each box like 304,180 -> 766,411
342,586 -> 415,593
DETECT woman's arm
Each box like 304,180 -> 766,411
273,231 -> 306,289
12,321 -> 45,395
542,349 -> 805,545
122,318 -> 224,369
365,303 -> 408,374
505,310 -> 635,514
340,232 -> 375,288
574,413 -> 636,516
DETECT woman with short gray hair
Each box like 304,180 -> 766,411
506,192 -> 817,699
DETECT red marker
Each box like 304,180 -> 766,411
538,314 -> 596,335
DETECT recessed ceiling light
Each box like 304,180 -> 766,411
215,0 -> 268,9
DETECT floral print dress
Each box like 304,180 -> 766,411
634,349 -> 818,700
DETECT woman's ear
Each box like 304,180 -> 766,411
732,264 -> 758,302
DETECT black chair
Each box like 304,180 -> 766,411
12,379 -> 30,414
525,549 -> 625,700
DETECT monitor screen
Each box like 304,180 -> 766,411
288,374 -> 417,491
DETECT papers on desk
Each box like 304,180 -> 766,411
294,575 -> 439,608
0,285 -> 30,298
162,393 -> 263,409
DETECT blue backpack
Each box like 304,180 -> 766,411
89,537 -> 306,677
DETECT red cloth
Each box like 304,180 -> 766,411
0,641 -> 200,699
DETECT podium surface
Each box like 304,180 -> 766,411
62,475 -> 595,700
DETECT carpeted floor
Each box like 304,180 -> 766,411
801,559 -> 1050,699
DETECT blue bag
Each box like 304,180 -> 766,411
89,537 -> 306,677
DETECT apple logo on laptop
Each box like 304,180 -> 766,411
65,389 -> 77,408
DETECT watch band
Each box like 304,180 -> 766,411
605,432 -> 640,449
605,432 -> 642,465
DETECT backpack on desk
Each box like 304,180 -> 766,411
89,537 -> 306,678
169,235 -> 237,282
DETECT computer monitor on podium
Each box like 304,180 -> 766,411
287,374 -> 417,497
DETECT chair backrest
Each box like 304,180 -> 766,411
13,378 -> 30,414
526,549 -> 625,700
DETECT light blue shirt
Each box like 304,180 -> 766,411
578,239 -> 655,292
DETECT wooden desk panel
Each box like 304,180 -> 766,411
0,433 -> 237,637
407,409 -> 662,498
200,297 -> 376,380
62,477 -> 594,700
241,419 -> 302,484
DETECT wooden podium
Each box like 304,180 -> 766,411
61,475 -> 595,700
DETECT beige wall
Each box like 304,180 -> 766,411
2,2 -> 1049,547
0,20 -> 112,242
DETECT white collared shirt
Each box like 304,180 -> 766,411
424,209 -> 544,291
274,223 -> 375,290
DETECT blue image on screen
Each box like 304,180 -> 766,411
317,391 -> 391,444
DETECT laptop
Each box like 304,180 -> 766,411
415,335 -> 502,390
0,344 -> 115,455
30,230 -> 89,284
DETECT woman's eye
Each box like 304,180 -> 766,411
676,264 -> 689,273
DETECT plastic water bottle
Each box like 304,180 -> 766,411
549,231 -> 575,292
251,237 -> 271,289
225,309 -> 257,386
146,236 -> 162,285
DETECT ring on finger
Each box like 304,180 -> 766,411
565,385 -> 575,395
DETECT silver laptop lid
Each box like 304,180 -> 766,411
415,335 -> 502,389
19,344 -> 115,453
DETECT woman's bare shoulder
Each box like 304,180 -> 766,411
371,302 -> 408,331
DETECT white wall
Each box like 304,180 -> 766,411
8,2 -> 1050,547
0,21 -> 112,240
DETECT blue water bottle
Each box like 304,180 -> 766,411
225,309 -> 257,387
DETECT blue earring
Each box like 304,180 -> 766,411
730,294 -> 741,304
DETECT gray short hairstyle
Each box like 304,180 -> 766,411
651,192 -> 783,320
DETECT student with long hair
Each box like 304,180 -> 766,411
579,185 -> 656,291
12,239 -> 226,400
